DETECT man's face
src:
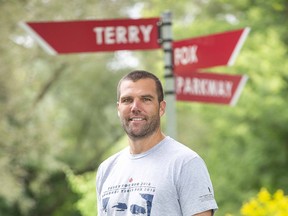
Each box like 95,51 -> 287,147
117,78 -> 166,140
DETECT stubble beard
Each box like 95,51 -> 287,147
121,114 -> 160,140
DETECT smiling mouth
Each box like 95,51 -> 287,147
129,117 -> 145,121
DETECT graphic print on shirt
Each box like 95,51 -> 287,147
101,179 -> 155,215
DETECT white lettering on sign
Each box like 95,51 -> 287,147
93,25 -> 153,45
174,45 -> 198,66
176,76 -> 233,97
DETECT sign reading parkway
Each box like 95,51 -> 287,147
175,71 -> 248,106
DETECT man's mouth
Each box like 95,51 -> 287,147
129,117 -> 145,121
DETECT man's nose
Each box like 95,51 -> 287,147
131,99 -> 141,111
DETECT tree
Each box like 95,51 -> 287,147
1,0 -> 288,215
0,0 -> 141,215
140,0 -> 288,214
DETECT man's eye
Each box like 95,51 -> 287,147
122,98 -> 132,103
143,97 -> 152,102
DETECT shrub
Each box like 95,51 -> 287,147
240,188 -> 288,216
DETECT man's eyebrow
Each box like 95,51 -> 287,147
120,95 -> 132,100
119,94 -> 155,100
141,94 -> 154,99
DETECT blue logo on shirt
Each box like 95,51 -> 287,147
103,193 -> 154,215
112,202 -> 127,211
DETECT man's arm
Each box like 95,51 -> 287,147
194,210 -> 213,216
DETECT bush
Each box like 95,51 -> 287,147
240,188 -> 288,216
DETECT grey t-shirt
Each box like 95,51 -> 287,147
96,136 -> 218,216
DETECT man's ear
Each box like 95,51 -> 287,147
159,100 -> 166,117
117,102 -> 120,117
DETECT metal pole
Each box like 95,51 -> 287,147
160,11 -> 176,139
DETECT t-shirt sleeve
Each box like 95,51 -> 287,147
96,164 -> 104,216
177,156 -> 218,216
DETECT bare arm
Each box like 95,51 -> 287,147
194,210 -> 213,216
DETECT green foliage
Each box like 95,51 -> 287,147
142,0 -> 288,215
1,0 -> 288,215
0,0 -> 140,215
66,136 -> 127,216
66,170 -> 97,216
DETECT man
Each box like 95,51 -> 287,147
96,70 -> 218,216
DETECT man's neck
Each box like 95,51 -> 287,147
128,130 -> 166,155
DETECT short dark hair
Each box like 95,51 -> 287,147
117,70 -> 164,103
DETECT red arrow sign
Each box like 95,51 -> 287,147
175,71 -> 248,106
19,17 -> 161,55
173,28 -> 250,73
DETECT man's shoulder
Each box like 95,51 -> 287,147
165,137 -> 198,154
99,147 -> 127,169
161,136 -> 200,161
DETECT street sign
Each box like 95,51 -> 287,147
175,71 -> 248,106
19,12 -> 251,138
173,28 -> 250,73
19,17 -> 161,55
